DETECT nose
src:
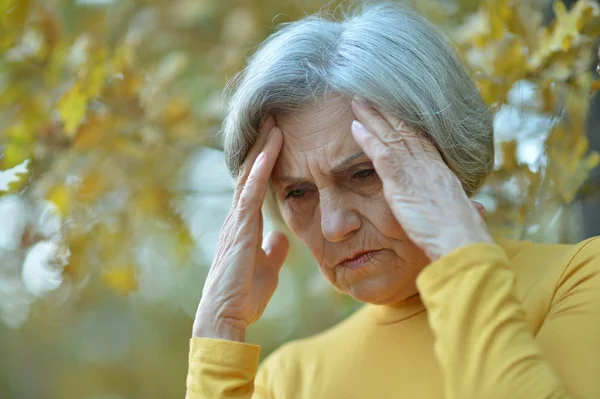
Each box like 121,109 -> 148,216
320,191 -> 361,243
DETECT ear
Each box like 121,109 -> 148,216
471,200 -> 487,218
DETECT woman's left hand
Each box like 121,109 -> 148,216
350,96 -> 493,261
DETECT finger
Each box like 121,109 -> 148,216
351,97 -> 410,153
237,127 -> 283,219
471,200 -> 487,218
351,120 -> 402,183
377,108 -> 426,155
233,115 -> 277,204
254,231 -> 289,305
419,135 -> 444,161
258,208 -> 264,244
377,109 -> 444,162
262,231 -> 289,272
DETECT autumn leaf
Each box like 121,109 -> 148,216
530,0 -> 600,71
1,142 -> 31,169
57,82 -> 88,136
72,117 -> 104,149
0,159 -> 30,194
85,63 -> 106,98
46,184 -> 71,215
0,0 -> 30,29
492,38 -> 528,79
76,171 -> 105,202
62,235 -> 87,278
487,0 -> 512,41
101,266 -> 138,295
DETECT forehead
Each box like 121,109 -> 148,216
273,95 -> 359,174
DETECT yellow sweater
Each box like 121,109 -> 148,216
186,239 -> 600,399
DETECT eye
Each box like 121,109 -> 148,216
353,168 -> 376,179
285,188 -> 308,200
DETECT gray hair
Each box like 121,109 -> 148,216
221,1 -> 494,196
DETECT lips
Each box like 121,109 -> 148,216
337,250 -> 381,270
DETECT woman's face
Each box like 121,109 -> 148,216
271,95 -> 430,305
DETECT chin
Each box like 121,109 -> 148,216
344,275 -> 417,305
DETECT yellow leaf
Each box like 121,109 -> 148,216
573,137 -> 589,159
37,8 -> 60,52
58,82 -> 88,136
102,266 -> 137,295
475,77 -> 511,106
73,116 -> 103,149
500,141 -> 519,170
0,0 -> 15,15
508,3 -> 543,49
492,39 -> 528,79
0,159 -> 30,194
47,185 -> 70,215
1,142 -> 30,169
111,43 -> 134,71
585,151 -> 600,169
162,99 -> 189,124
487,0 -> 512,41
63,235 -> 87,278
1,0 -> 30,29
77,171 -> 104,202
173,222 -> 194,264
84,63 -> 106,98
4,121 -> 33,143
105,70 -> 144,98
531,0 -> 600,70
135,188 -> 172,214
6,173 -> 29,193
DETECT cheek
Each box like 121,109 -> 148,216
279,203 -> 324,253
364,197 -> 429,265
361,195 -> 407,240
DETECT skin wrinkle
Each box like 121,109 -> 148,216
271,94 -> 429,305
273,150 -> 366,185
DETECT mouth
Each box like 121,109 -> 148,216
337,250 -> 382,270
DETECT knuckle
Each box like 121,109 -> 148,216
235,199 -> 259,226
372,113 -> 388,128
234,170 -> 249,189
375,146 -> 394,164
236,195 -> 252,216
381,135 -> 405,146
391,119 -> 408,132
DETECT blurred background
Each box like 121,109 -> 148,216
0,0 -> 599,397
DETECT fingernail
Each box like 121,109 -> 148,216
269,126 -> 278,136
351,120 -> 369,142
352,120 -> 366,132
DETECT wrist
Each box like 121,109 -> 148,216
430,232 -> 494,260
192,315 -> 247,342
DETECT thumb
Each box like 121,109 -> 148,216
262,231 -> 289,273
471,200 -> 487,218
255,231 -> 289,299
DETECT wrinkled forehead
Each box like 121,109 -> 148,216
272,95 -> 360,175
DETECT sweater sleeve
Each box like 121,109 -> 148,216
416,239 -> 600,399
185,337 -> 269,399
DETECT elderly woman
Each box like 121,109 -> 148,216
186,3 -> 600,399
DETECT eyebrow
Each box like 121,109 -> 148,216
272,150 -> 367,184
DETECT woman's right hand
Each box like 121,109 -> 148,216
192,116 -> 289,342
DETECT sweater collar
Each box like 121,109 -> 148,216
366,293 -> 426,325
